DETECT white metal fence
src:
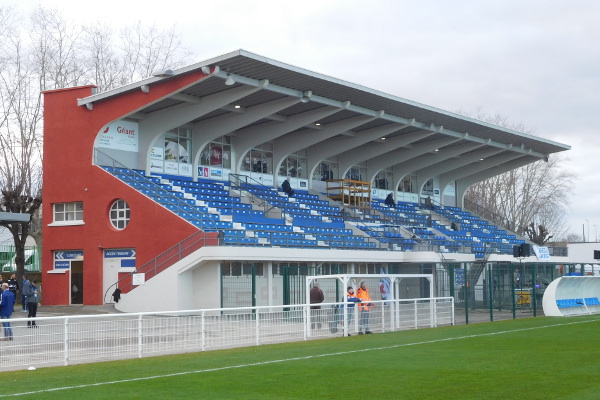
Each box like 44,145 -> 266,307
0,297 -> 454,371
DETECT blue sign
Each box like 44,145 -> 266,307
104,249 -> 136,258
55,260 -> 71,269
121,259 -> 136,268
455,268 -> 465,285
55,250 -> 83,260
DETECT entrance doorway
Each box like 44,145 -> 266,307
71,261 -> 83,304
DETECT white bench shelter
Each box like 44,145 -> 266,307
542,276 -> 600,316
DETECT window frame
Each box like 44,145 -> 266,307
50,202 -> 84,226
109,199 -> 131,230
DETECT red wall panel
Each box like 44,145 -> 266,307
42,72 -> 208,305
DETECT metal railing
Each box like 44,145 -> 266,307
103,230 -> 217,302
0,245 -> 41,272
0,297 -> 454,371
228,174 -> 287,219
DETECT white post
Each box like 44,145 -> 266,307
138,314 -> 143,358
256,307 -> 261,346
201,311 -> 206,351
413,300 -> 418,329
64,317 -> 69,366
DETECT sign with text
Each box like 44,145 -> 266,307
54,250 -> 83,269
104,248 -> 136,268
132,273 -> 145,286
97,120 -> 139,152
534,246 -> 550,260
54,260 -> 70,269
55,250 -> 83,260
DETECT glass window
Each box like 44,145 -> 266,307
200,136 -> 234,170
109,199 -> 130,230
240,145 -> 273,174
279,152 -> 307,178
345,163 -> 366,181
422,178 -> 434,196
164,128 -> 191,164
399,174 -> 416,193
313,160 -> 338,181
374,170 -> 392,190
53,202 -> 83,222
221,262 -> 263,276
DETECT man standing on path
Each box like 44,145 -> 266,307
7,274 -> 18,311
309,281 -> 324,329
24,279 -> 39,327
0,283 -> 15,340
21,274 -> 29,312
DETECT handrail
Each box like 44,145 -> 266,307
103,230 -> 216,303
228,174 -> 285,218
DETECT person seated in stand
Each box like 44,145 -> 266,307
281,177 -> 294,197
384,193 -> 396,208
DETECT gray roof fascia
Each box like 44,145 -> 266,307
76,49 -> 570,157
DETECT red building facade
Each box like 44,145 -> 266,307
42,71 -> 208,305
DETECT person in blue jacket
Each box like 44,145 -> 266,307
0,283 -> 15,340
337,286 -> 360,336
281,177 -> 294,197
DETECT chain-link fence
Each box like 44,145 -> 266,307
437,262 -> 570,323
221,261 -> 583,324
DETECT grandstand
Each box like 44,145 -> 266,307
41,49 -> 571,314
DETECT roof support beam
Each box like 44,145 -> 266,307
390,142 -> 484,182
307,121 -> 414,166
139,84 -> 266,171
418,146 -> 506,182
272,114 -> 375,173
192,96 -> 298,139
413,147 -> 508,196
437,151 -> 526,198
139,83 -> 264,139
370,136 -> 462,179
337,129 -> 441,181
233,106 -> 346,173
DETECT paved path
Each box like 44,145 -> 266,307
34,304 -> 122,317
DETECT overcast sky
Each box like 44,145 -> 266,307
8,0 -> 600,239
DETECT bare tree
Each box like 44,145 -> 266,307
119,21 -> 192,84
0,9 -> 43,286
459,109 -> 574,243
0,5 -> 193,285
82,22 -> 125,91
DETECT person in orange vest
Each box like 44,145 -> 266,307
356,281 -> 373,334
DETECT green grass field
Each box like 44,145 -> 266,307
2,316 -> 600,399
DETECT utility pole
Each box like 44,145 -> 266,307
586,219 -> 590,242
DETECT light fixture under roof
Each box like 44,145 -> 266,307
315,123 -> 321,126
300,90 -> 312,103
234,104 -> 241,109
225,73 -> 235,86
